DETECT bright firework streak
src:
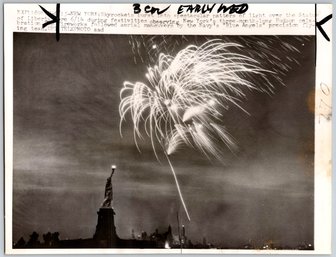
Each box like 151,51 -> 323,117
119,39 -> 276,220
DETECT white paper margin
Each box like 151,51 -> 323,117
314,3 -> 332,254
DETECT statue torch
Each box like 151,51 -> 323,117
111,165 -> 116,176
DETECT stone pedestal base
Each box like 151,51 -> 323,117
93,208 -> 117,247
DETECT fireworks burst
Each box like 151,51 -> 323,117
119,39 -> 280,220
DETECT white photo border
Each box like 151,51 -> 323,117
3,3 -> 332,254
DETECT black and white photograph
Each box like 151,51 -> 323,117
4,3 -> 332,254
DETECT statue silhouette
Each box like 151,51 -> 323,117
101,166 -> 115,208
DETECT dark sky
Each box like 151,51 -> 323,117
13,33 -> 315,248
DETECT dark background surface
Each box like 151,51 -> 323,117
13,33 -> 314,248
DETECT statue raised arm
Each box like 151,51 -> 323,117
101,165 -> 116,208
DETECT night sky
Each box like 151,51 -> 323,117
13,33 -> 315,248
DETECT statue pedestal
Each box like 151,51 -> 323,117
93,208 -> 117,247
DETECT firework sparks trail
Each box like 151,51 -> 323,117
164,150 -> 191,221
119,39 -> 279,220
129,35 -> 308,74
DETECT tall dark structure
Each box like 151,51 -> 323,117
93,165 -> 118,247
182,225 -> 187,244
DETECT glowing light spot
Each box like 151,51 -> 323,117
164,241 -> 170,249
183,106 -> 206,122
208,99 -> 216,106
164,99 -> 170,106
170,104 -> 178,112
152,44 -> 157,49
